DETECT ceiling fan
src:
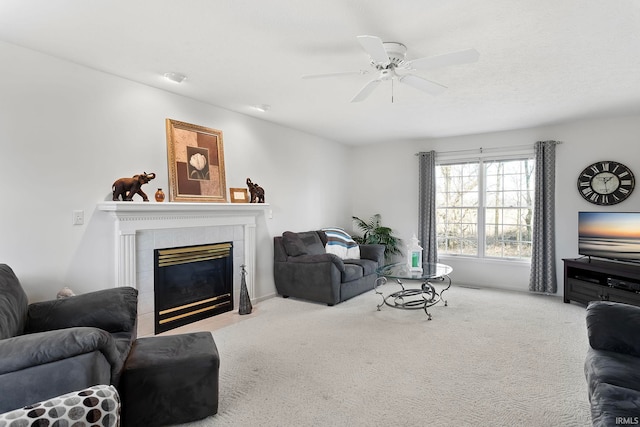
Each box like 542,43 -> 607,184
303,35 -> 479,102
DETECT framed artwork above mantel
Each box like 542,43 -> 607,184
165,119 -> 227,202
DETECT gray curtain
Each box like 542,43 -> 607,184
418,151 -> 438,264
529,140 -> 559,293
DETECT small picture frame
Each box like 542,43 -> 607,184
230,188 -> 249,203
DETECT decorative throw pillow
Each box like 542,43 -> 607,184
0,385 -> 120,427
297,232 -> 326,256
322,228 -> 360,260
282,231 -> 308,257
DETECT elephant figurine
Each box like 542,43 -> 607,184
112,172 -> 156,201
246,177 -> 265,203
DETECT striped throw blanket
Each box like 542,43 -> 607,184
322,228 -> 360,260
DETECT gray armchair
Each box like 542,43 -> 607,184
273,230 -> 385,305
0,264 -> 137,413
585,301 -> 640,426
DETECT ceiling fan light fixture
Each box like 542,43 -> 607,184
380,42 -> 407,67
163,72 -> 187,84
304,35 -> 478,103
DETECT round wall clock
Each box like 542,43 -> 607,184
577,160 -> 635,205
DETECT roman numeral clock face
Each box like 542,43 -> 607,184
577,161 -> 635,205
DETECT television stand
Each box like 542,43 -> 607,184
563,258 -> 640,307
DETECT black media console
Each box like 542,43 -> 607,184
563,258 -> 640,307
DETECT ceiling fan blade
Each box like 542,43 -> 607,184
399,74 -> 447,95
356,35 -> 390,66
350,79 -> 381,102
404,48 -> 479,70
302,70 -> 368,79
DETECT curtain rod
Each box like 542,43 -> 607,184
415,141 -> 562,156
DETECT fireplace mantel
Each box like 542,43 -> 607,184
97,201 -> 269,292
97,201 -> 269,222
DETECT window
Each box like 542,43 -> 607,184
436,156 -> 535,260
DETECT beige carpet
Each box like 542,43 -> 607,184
177,284 -> 592,427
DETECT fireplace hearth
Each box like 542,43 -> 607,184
154,242 -> 233,334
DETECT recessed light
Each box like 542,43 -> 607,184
163,72 -> 187,84
253,104 -> 270,112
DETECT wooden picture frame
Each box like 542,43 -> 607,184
230,188 -> 249,203
165,119 -> 227,202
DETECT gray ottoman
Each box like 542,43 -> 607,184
119,332 -> 219,427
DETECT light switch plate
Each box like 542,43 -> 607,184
72,210 -> 84,225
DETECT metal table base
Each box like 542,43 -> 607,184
375,275 -> 451,320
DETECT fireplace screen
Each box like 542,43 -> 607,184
154,242 -> 233,334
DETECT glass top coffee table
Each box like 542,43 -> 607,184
375,262 -> 453,320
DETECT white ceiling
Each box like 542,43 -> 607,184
1,0 -> 640,145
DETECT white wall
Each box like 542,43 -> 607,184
3,39 -> 639,302
349,116 -> 640,296
0,41 -> 351,301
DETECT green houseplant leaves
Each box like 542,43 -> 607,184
352,214 -> 402,260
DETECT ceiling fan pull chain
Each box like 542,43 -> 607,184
391,78 -> 395,103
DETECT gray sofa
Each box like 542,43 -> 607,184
0,263 -> 138,413
585,301 -> 640,426
274,230 -> 385,305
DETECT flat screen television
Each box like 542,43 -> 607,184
578,211 -> 640,263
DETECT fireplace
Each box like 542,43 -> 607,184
154,242 -> 234,334
97,201 -> 267,337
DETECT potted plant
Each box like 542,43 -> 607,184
352,214 -> 402,260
